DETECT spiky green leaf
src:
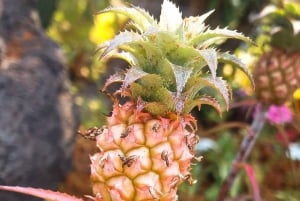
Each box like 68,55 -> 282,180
183,95 -> 222,115
202,76 -> 231,110
218,52 -> 254,87
199,48 -> 218,80
98,31 -> 142,58
110,51 -> 138,66
102,71 -> 125,91
123,67 -> 149,89
169,62 -> 193,96
183,10 -> 214,40
97,6 -> 157,32
190,27 -> 253,48
159,0 -> 183,32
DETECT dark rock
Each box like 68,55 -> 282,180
0,0 -> 78,200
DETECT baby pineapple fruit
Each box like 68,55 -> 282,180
90,0 -> 252,200
253,0 -> 300,105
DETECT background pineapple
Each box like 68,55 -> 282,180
87,0 -> 253,200
253,0 -> 300,105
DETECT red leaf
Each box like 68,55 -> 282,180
236,163 -> 261,201
0,185 -> 84,201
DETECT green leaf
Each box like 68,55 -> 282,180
166,43 -> 206,67
183,95 -> 222,115
97,6 -> 157,32
189,27 -> 253,48
199,48 -> 218,80
110,51 -> 137,66
123,67 -> 149,89
218,52 -> 254,87
159,0 -> 183,32
169,61 -> 193,97
202,76 -> 231,110
123,41 -> 166,75
102,71 -> 125,91
98,31 -> 142,58
144,102 -> 169,115
183,10 -> 214,40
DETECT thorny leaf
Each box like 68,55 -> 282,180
122,67 -> 149,89
0,186 -> 84,201
183,95 -> 222,115
97,31 -> 142,58
110,51 -> 138,66
102,71 -> 125,91
97,6 -> 157,32
169,61 -> 193,98
183,10 -> 214,39
198,48 -> 218,80
190,27 -> 253,48
203,76 -> 231,110
218,52 -> 254,87
159,0 -> 183,33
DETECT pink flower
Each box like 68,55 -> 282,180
266,105 -> 292,125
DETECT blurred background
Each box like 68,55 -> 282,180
1,0 -> 300,200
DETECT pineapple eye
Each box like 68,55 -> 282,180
78,127 -> 104,141
152,123 -> 161,132
161,150 -> 170,167
119,155 -> 138,168
120,127 -> 131,138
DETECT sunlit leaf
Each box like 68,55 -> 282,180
123,67 -> 149,89
169,62 -> 193,97
97,31 -> 142,58
97,6 -> 157,32
159,0 -> 183,32
110,51 -> 138,66
203,76 -> 231,110
199,48 -> 218,80
183,10 -> 214,39
218,52 -> 254,87
190,27 -> 253,48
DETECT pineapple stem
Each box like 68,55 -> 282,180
217,108 -> 266,201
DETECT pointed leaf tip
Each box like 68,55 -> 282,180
123,67 -> 149,89
99,31 -> 142,59
218,52 -> 255,88
0,185 -> 84,201
199,48 -> 218,80
97,6 -> 156,31
183,9 -> 214,38
203,76 -> 231,111
159,0 -> 183,32
169,62 -> 193,97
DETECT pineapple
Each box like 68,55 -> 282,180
88,0 -> 253,200
253,0 -> 300,105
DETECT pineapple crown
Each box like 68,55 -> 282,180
98,0 -> 253,116
252,0 -> 300,52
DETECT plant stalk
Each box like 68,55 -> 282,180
217,109 -> 266,201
